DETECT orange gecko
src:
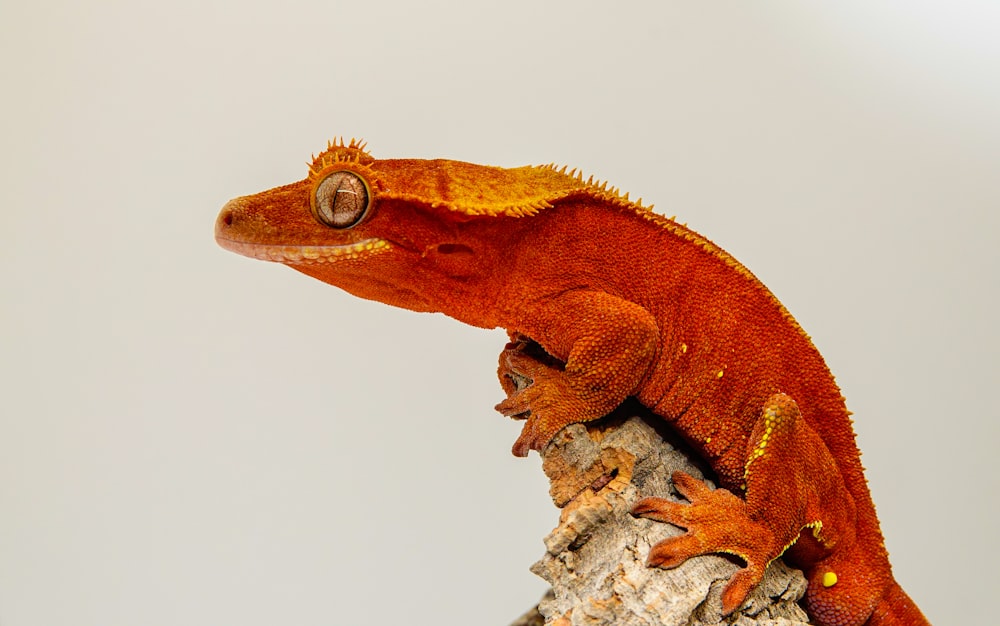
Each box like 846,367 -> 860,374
215,139 -> 929,626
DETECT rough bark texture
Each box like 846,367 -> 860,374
513,405 -> 811,626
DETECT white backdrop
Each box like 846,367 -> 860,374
3,2 -> 997,624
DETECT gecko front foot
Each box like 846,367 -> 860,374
495,345 -> 592,457
631,471 -> 781,615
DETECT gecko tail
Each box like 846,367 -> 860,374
866,581 -> 930,626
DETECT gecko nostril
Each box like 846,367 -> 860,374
222,210 -> 234,227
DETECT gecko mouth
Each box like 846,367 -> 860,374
215,236 -> 391,264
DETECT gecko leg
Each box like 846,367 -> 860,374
494,291 -> 659,457
632,393 -> 855,616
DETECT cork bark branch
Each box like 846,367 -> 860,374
510,405 -> 811,626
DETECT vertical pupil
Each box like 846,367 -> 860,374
316,171 -> 368,228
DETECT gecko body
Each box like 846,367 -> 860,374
215,140 -> 928,626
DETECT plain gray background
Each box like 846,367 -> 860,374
2,1 -> 997,624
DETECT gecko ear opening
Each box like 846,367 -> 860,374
311,170 -> 371,229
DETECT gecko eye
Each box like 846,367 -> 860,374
312,171 -> 370,229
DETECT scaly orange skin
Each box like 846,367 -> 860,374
215,140 -> 929,626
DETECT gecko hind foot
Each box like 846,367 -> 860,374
631,471 -> 779,615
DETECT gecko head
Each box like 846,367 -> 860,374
215,145 -> 389,268
215,139 -> 383,264
215,138 -> 587,316
214,141 -> 435,312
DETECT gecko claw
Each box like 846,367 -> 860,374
511,417 -> 548,457
494,397 -> 530,420
511,435 -> 531,458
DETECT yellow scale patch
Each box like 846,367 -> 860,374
258,239 -> 390,264
304,239 -> 390,262
743,405 -> 781,479
764,519 -> 827,571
